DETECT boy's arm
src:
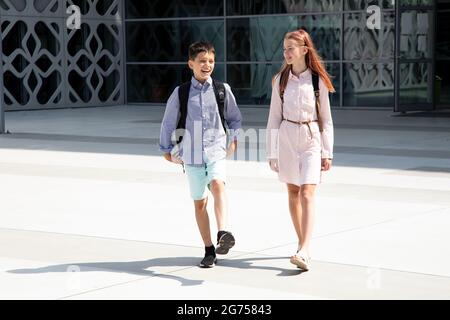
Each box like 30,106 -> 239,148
159,87 -> 180,158
224,83 -> 242,142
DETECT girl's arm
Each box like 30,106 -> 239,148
266,76 -> 283,160
319,78 -> 334,160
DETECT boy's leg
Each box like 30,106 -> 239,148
194,197 -> 218,267
209,179 -> 227,231
194,197 -> 213,247
206,160 -> 235,255
185,164 -> 210,245
185,164 -> 216,267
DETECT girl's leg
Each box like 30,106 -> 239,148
287,183 -> 303,250
298,184 -> 316,256
194,197 -> 213,247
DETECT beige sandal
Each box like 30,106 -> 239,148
290,251 -> 311,271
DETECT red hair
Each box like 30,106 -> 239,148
275,29 -> 335,93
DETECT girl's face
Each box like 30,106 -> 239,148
188,51 -> 215,83
283,38 -> 308,65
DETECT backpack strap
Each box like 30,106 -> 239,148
176,81 -> 191,144
312,72 -> 323,133
212,79 -> 228,134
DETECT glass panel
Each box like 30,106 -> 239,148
400,11 -> 433,59
325,63 -> 340,106
69,0 -> 90,15
227,0 -> 341,15
400,0 -> 433,6
344,12 -> 395,60
97,23 -> 119,56
227,15 -> 340,62
96,0 -> 118,15
399,62 -> 432,104
343,62 -> 394,106
435,60 -> 450,106
37,70 -> 61,104
126,20 -> 224,62
126,0 -> 223,18
35,22 -> 60,56
2,20 -> 29,106
126,64 -> 224,103
436,11 -> 450,59
345,0 -> 394,10
227,63 -> 281,105
226,63 -> 339,106
2,20 -> 26,56
437,0 -> 450,10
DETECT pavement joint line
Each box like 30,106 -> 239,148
56,252 -> 277,300
1,163 -> 450,197
311,206 -> 449,241
57,242 -> 450,301
57,275 -> 153,300
233,245 -> 450,281
3,206 -> 450,291
2,204 -> 448,259
0,227 -> 202,251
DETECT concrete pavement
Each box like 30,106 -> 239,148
1,105 -> 450,299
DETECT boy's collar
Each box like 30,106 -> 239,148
191,76 -> 212,88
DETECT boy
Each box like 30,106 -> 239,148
159,41 -> 242,268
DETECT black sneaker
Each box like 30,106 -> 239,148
199,254 -> 217,268
215,231 -> 235,255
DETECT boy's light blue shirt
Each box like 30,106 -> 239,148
159,76 -> 242,165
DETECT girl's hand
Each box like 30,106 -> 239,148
269,159 -> 279,173
321,158 -> 332,171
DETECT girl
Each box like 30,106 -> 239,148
266,29 -> 334,271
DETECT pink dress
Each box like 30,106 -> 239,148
266,69 -> 334,186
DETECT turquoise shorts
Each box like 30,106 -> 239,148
184,159 -> 227,200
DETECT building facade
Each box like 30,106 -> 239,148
1,0 -> 449,112
0,0 -> 124,111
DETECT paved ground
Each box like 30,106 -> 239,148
1,105 -> 449,299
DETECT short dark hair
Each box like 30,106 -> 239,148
188,41 -> 215,60
299,26 -> 308,33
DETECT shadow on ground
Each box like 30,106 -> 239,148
8,256 -> 303,287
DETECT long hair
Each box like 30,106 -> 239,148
275,29 -> 335,94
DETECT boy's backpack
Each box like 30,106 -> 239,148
176,80 -> 227,144
279,72 -> 323,132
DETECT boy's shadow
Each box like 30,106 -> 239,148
8,255 -> 303,287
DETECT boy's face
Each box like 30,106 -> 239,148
188,51 -> 215,83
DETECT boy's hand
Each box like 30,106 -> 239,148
163,153 -> 183,164
321,158 -> 332,171
226,140 -> 237,158
269,159 -> 279,173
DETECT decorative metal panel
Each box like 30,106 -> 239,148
1,0 -> 123,110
